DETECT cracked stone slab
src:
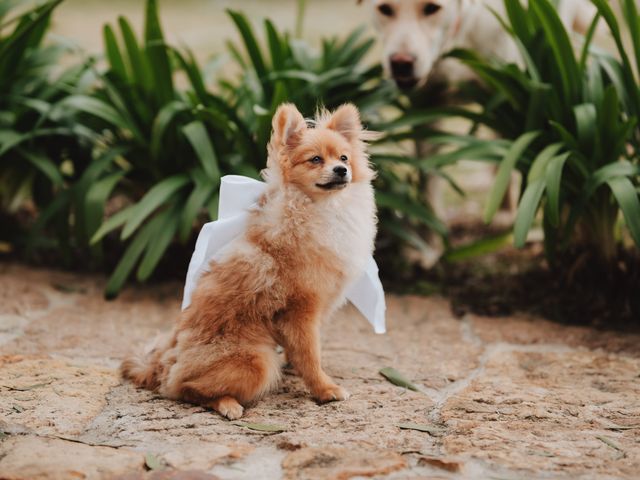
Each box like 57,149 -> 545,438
440,348 -> 640,478
0,436 -> 145,480
2,263 -> 639,479
2,282 -> 180,366
0,355 -> 119,436
115,472 -> 220,480
469,313 -> 640,358
281,446 -> 407,480
0,264 -> 50,317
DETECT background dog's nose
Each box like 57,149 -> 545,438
390,53 -> 415,78
333,166 -> 347,177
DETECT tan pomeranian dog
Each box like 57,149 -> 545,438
121,103 -> 377,419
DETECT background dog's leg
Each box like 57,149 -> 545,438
416,138 -> 445,268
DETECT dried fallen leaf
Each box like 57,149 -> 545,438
596,436 -> 624,453
231,421 -> 286,433
396,423 -> 445,436
418,456 -> 461,472
52,283 -> 87,294
603,423 -> 640,431
379,367 -> 419,391
145,452 -> 165,471
3,381 -> 53,391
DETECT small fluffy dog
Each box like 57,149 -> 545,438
121,103 -> 377,419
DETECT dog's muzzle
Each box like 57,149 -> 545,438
390,53 -> 418,90
316,166 -> 350,190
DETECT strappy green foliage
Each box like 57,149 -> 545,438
430,0 -> 640,263
0,1 -> 446,295
0,0 -> 95,253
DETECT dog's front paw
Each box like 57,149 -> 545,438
212,396 -> 244,420
220,403 -> 244,420
313,384 -> 350,404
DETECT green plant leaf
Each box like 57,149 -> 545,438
19,149 -> 63,187
90,207 -> 134,244
376,191 -> 447,237
396,423 -> 445,435
514,179 -> 545,248
121,174 -> 189,240
231,422 -> 286,433
544,152 -> 570,227
105,214 -> 162,298
55,95 -> 129,130
379,367 -> 419,392
144,0 -> 174,103
182,121 -> 221,182
444,232 -> 513,262
118,15 -> 152,90
84,171 -> 126,240
227,10 -> 267,91
530,0 -> 579,102
527,143 -> 562,183
585,161 -> 639,198
144,453 -> 164,471
103,24 -> 127,79
178,175 -> 214,242
484,131 -> 540,223
150,101 -> 189,160
137,204 -> 180,281
607,176 -> 640,248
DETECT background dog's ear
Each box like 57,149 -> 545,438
325,103 -> 362,143
272,103 -> 306,149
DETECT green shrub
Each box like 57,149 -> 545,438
428,0 -> 640,266
42,1 -> 446,295
0,0 -> 94,255
222,10 -> 448,263
57,0 -> 250,296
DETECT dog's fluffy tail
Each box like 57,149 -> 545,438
121,333 -> 172,390
120,354 -> 160,390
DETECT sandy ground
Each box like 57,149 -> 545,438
1,262 -> 639,479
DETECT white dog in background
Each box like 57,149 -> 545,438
361,0 -> 599,90
359,0 -> 599,266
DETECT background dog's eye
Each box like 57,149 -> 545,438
340,155 -> 348,162
377,3 -> 394,17
423,2 -> 441,16
309,156 -> 322,164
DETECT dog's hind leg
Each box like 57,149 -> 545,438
161,344 -> 281,419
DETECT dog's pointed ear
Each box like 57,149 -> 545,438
325,103 -> 362,143
272,103 -> 306,149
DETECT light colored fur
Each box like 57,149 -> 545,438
360,0 -> 598,268
121,103 -> 377,419
365,0 -> 599,87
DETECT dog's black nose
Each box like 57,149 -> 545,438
390,53 -> 415,79
333,166 -> 347,177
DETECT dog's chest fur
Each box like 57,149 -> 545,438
255,182 -> 376,304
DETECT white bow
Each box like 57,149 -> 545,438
181,175 -> 386,334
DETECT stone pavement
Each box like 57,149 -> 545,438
1,262 -> 639,479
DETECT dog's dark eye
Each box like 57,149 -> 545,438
340,155 -> 348,162
377,3 -> 394,17
423,2 -> 441,16
309,156 -> 322,164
